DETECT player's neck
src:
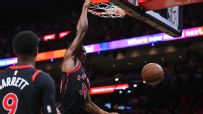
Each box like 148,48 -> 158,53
16,57 -> 36,67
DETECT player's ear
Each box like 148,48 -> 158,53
33,47 -> 38,57
37,47 -> 39,54
13,49 -> 18,56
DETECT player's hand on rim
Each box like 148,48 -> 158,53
83,0 -> 91,8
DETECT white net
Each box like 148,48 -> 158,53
88,2 -> 126,18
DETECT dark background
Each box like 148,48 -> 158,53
0,0 -> 83,23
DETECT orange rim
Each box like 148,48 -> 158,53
91,0 -> 110,4
88,1 -> 130,17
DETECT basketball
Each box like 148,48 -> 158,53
141,63 -> 164,86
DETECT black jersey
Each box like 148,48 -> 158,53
0,65 -> 56,114
60,62 -> 90,114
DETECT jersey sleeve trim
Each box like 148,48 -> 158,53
32,70 -> 41,82
66,62 -> 81,75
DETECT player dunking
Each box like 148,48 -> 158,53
0,31 -> 57,114
59,0 -> 118,114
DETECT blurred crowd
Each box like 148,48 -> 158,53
0,3 -> 203,58
86,51 -> 203,114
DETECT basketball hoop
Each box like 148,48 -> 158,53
89,0 -> 126,18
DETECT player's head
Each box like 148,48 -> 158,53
78,46 -> 87,64
13,31 -> 40,60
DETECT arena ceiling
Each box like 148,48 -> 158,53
0,0 -> 83,23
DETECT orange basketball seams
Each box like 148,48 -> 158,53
141,63 -> 164,86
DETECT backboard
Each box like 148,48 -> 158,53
110,0 -> 183,37
90,0 -> 203,37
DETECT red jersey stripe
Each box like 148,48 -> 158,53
32,70 -> 41,82
66,62 -> 82,75
9,65 -> 34,69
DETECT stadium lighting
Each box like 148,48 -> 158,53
90,84 -> 129,95
133,84 -> 138,88
127,90 -> 131,94
115,78 -> 119,82
1,26 -> 203,67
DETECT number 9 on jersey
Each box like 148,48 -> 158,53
2,93 -> 18,114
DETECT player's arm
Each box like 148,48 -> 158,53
63,0 -> 90,60
84,90 -> 118,114
35,72 -> 57,114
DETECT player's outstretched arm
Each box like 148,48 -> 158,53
84,91 -> 118,114
63,0 -> 90,60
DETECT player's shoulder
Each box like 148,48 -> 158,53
37,70 -> 52,79
33,70 -> 55,89
0,67 -> 12,74
36,70 -> 54,81
38,70 -> 50,76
